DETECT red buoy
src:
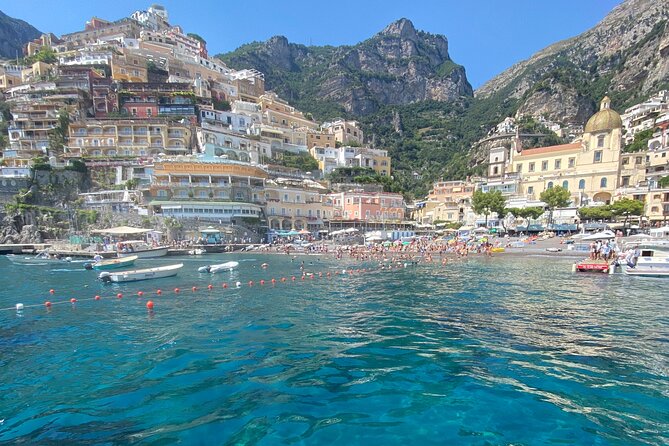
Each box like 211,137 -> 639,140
137,291 -> 144,297
222,283 -> 228,289
70,298 -> 77,303
45,301 -> 52,307
146,300 -> 154,310
157,289 -> 162,295
192,286 -> 198,292
271,278 -> 276,284
291,276 -> 296,281
248,281 -> 254,287
117,293 -> 123,299
94,295 -> 100,300
174,288 -> 180,293
208,284 -> 213,290
259,280 -> 265,285
49,289 -> 55,295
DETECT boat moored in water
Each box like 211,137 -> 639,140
6,251 -> 78,265
617,242 -> 669,277
198,261 -> 239,273
85,255 -> 138,271
116,241 -> 169,258
99,263 -> 183,283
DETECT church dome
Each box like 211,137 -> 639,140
584,96 -> 622,133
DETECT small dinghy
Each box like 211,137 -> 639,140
85,255 -> 138,271
99,263 -> 183,283
198,261 -> 239,273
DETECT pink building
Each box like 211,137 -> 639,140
328,190 -> 405,222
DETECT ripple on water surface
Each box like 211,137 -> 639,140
0,254 -> 667,445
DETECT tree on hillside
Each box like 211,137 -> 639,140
658,175 -> 669,188
610,198 -> 644,229
624,128 -> 654,153
540,186 -> 570,227
472,190 -> 506,226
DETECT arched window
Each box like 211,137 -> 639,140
562,180 -> 569,190
600,177 -> 608,188
547,181 -> 554,189
493,166 -> 499,175
579,179 -> 585,189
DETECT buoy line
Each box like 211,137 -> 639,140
1,261 -> 416,315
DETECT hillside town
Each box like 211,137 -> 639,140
0,4 -> 667,244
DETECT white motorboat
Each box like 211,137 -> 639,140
116,240 -> 169,258
188,248 -> 206,255
99,263 -> 183,283
618,243 -> 669,277
6,251 -> 79,265
198,261 -> 239,273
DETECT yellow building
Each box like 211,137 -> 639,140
415,180 -> 476,224
509,97 -> 623,206
111,49 -> 149,82
646,189 -> 669,223
258,93 -> 318,130
324,119 -> 364,145
149,159 -> 268,223
263,178 -> 327,230
306,130 -> 336,149
67,119 -> 191,158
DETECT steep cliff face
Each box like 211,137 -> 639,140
476,0 -> 669,122
217,19 -> 472,117
0,10 -> 41,59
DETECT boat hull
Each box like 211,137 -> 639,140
621,266 -> 669,277
118,247 -> 168,259
99,263 -> 183,283
6,254 -> 79,265
92,255 -> 138,271
198,261 -> 239,273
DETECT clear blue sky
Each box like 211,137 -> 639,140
2,0 -> 623,88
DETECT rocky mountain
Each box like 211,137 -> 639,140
476,0 -> 669,123
0,10 -> 41,60
217,19 -> 472,117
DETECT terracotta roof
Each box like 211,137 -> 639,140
517,142 -> 581,157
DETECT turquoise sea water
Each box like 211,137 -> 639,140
0,253 -> 667,445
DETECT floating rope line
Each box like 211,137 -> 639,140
2,262 -> 417,315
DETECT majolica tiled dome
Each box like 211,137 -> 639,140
584,96 -> 622,133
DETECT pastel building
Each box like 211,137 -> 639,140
67,119 -> 191,158
328,190 -> 405,222
507,97 -> 623,206
258,93 -> 318,130
263,178 -> 328,230
309,146 -> 391,176
148,157 -> 268,222
414,180 -> 477,224
322,119 -> 364,145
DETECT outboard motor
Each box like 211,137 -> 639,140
98,272 -> 112,283
197,265 -> 211,273
84,262 -> 93,270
